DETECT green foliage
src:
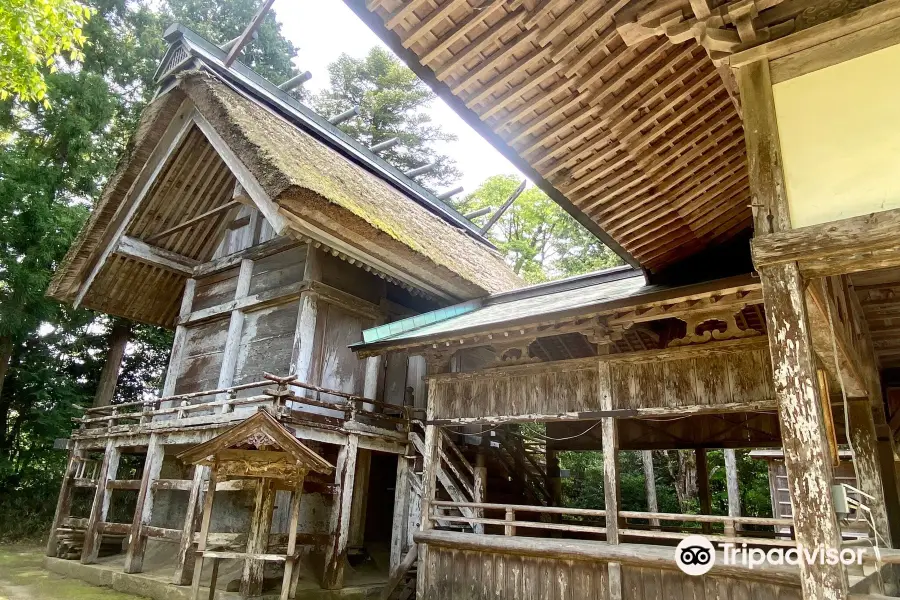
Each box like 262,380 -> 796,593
312,47 -> 460,190
0,0 -> 94,105
453,175 -> 622,282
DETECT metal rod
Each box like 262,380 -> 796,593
404,162 -> 437,178
224,0 -> 276,67
464,207 -> 491,220
368,137 -> 399,152
437,186 -> 464,200
328,106 -> 360,125
278,71 -> 312,91
479,180 -> 526,235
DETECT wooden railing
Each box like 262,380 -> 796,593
74,373 -> 409,434
429,501 -> 797,547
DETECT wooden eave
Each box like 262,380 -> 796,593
176,409 -> 334,475
354,273 -> 764,357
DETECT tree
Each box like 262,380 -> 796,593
453,175 -> 622,283
312,47 -> 460,190
0,0 -> 94,104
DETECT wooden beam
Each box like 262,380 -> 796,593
752,207 -> 900,277
74,102 -> 196,308
143,202 -> 241,245
223,0 -> 276,67
389,454 -> 412,572
46,447 -> 82,557
116,235 -> 199,275
805,280 -> 868,398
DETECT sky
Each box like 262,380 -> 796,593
271,0 -> 524,194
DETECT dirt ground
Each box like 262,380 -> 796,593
0,545 -> 143,600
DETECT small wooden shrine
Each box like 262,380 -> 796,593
177,409 -> 333,600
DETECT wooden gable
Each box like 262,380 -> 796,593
177,409 -> 333,481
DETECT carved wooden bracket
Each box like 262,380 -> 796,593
668,308 -> 760,347
616,0 -> 795,62
490,337 -> 539,367
423,347 -> 454,374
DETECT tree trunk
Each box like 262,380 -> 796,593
665,450 -> 698,512
93,319 -> 132,408
0,335 -> 13,403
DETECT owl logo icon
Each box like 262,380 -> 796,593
675,536 -> 715,576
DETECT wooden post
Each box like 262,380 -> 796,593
241,477 -> 277,597
323,434 -> 359,590
217,259 -> 253,398
417,421 -> 442,600
473,451 -> 487,534
740,56 -> 848,600
390,452 -> 411,573
546,447 -> 562,507
348,448 -> 372,550
504,507 -> 515,536
46,446 -> 82,557
876,425 -> 900,548
724,449 -> 741,536
173,465 -> 209,585
81,439 -> 121,564
191,467 -> 218,600
641,450 -> 660,528
93,319 -> 131,408
599,361 -> 622,600
280,483 -> 304,600
363,354 -> 382,412
847,401 -> 893,547
696,449 -> 712,534
162,278 -> 196,398
125,434 -> 165,573
761,263 -> 849,600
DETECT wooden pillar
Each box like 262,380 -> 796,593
724,449 -> 742,535
173,465 -> 209,585
217,259 -> 253,397
696,449 -> 712,534
162,278 -> 196,398
292,244 -> 321,389
762,262 -> 848,600
348,448 -> 372,549
546,447 -> 562,507
280,483 -> 304,600
599,361 -> 622,600
847,401 -> 893,547
417,422 -> 442,600
191,467 -> 218,600
876,424 -> 900,547
473,450 -> 487,534
241,478 -> 277,597
125,434 -> 165,573
740,56 -> 848,600
641,450 -> 660,528
363,354 -> 383,412
46,446 -> 83,557
323,434 -> 359,590
390,452 -> 412,573
81,439 -> 121,564
93,319 -> 131,408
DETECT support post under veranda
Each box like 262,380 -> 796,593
125,434 -> 165,573
46,445 -> 84,557
191,466 -> 218,600
81,439 -> 121,564
174,464 -> 209,585
847,399 -> 893,548
323,434 -> 359,590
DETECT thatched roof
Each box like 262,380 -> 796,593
47,69 -> 521,326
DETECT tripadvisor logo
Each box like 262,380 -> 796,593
675,535 -> 877,576
675,536 -> 715,576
